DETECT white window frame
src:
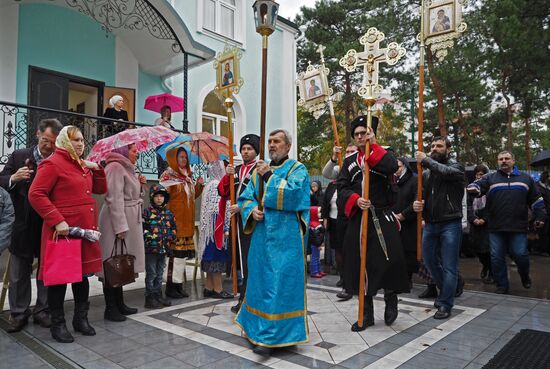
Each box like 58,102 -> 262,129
201,112 -> 230,136
198,0 -> 246,47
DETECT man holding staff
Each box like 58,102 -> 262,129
337,115 -> 409,332
235,129 -> 310,355
218,134 -> 260,313
413,136 -> 465,319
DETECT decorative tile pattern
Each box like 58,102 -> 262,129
315,341 -> 336,350
130,284 -> 485,368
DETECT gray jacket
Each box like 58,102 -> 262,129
0,186 -> 15,255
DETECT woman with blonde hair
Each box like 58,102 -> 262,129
29,126 -> 107,343
160,147 -> 203,298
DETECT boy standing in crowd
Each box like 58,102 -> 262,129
143,185 -> 177,309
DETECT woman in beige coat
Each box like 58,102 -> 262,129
98,144 -> 146,322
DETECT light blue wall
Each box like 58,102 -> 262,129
16,4 -> 116,104
137,69 -> 168,124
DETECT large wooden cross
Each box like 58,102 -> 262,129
340,27 -> 405,99
339,27 -> 405,329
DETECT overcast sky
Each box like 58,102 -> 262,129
276,0 -> 317,21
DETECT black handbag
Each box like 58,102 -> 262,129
103,239 -> 136,288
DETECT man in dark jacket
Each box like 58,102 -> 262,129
0,118 -> 62,332
467,151 -> 546,294
413,136 -> 465,320
535,171 -> 550,255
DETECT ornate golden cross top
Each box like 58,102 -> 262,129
339,27 -> 405,99
316,44 -> 326,64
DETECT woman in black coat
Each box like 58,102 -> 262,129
393,158 -> 419,285
310,180 -> 324,206
103,95 -> 129,135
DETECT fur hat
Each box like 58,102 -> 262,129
240,134 -> 260,155
350,115 -> 379,138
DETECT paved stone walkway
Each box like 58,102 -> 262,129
2,273 -> 550,369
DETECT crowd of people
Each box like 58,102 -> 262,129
0,115 -> 548,358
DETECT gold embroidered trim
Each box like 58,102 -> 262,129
277,179 -> 287,210
245,304 -> 306,320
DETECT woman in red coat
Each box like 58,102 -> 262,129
29,126 -> 107,343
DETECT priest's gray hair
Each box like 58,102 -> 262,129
269,129 -> 292,145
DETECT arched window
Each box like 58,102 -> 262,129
201,91 -> 238,142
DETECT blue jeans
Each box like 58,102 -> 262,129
489,232 -> 529,291
145,253 -> 166,297
310,245 -> 321,275
422,220 -> 462,310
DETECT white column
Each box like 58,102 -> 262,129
0,4 -> 19,102
115,37 -> 139,89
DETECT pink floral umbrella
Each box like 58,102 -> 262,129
87,126 -> 179,162
144,93 -> 185,113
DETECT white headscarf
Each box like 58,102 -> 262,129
109,95 -> 123,108
207,160 -> 226,182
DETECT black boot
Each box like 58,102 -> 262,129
384,292 -> 398,326
231,297 -> 243,314
174,283 -> 189,298
351,296 -> 374,332
165,282 -> 184,298
72,302 -> 96,336
103,286 -> 126,322
455,275 -> 465,297
50,308 -> 74,343
418,284 -> 438,299
156,291 -> 172,307
144,294 -> 162,309
115,287 -> 138,315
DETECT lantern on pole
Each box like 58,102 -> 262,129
252,0 -> 279,210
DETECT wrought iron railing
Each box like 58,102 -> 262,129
0,100 -> 211,178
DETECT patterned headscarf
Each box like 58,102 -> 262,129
55,126 -> 82,163
160,147 -> 194,206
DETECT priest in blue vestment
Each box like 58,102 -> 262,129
235,129 -> 310,356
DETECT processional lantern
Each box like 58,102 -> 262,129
252,0 -> 279,210
253,0 -> 279,37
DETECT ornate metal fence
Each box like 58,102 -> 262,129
0,100 -> 198,177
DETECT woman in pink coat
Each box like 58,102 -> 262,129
29,126 -> 107,343
98,144 -> 146,321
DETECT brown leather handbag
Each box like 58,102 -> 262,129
103,239 -> 136,288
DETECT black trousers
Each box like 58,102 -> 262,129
47,277 -> 89,311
